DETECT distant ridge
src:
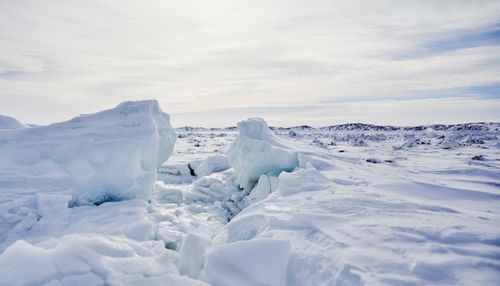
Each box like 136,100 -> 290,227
176,122 -> 498,132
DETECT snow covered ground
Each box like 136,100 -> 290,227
0,102 -> 499,285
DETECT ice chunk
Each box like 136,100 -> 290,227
243,174 -> 279,207
227,118 -> 299,190
0,114 -> 28,129
178,234 -> 211,278
278,167 -> 333,196
204,239 -> 291,286
0,100 -> 176,206
155,181 -> 184,204
194,155 -> 230,177
185,174 -> 237,204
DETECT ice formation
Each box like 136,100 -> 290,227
243,174 -> 279,206
194,155 -> 230,177
1,109 -> 499,285
0,100 -> 176,206
226,118 -> 299,190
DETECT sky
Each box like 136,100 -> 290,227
1,0 -> 499,127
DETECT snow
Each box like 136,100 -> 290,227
0,114 -> 29,129
178,234 -> 211,278
226,118 -> 299,190
0,235 -> 208,286
1,109 -> 499,285
277,166 -> 333,196
204,239 -> 291,286
0,100 -> 176,207
194,155 -> 230,177
243,174 -> 279,207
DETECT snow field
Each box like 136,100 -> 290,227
0,108 -> 499,285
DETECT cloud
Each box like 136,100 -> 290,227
390,25 -> 500,59
0,0 -> 499,126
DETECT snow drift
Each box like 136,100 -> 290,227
0,114 -> 28,129
0,100 -> 176,206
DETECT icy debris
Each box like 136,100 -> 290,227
243,174 -> 279,207
0,115 -> 28,129
0,100 -> 176,207
227,118 -> 299,190
175,170 -> 242,220
187,176 -> 236,203
154,182 -> 184,204
204,239 -> 291,286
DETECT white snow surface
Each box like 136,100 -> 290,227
1,113 -> 500,285
0,114 -> 29,129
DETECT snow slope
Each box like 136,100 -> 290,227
0,114 -> 28,129
0,112 -> 499,285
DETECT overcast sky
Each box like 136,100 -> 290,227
1,0 -> 499,127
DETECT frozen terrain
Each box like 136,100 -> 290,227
0,102 -> 499,285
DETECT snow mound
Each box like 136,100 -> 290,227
0,114 -> 28,129
0,100 -> 176,206
227,118 -> 299,190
